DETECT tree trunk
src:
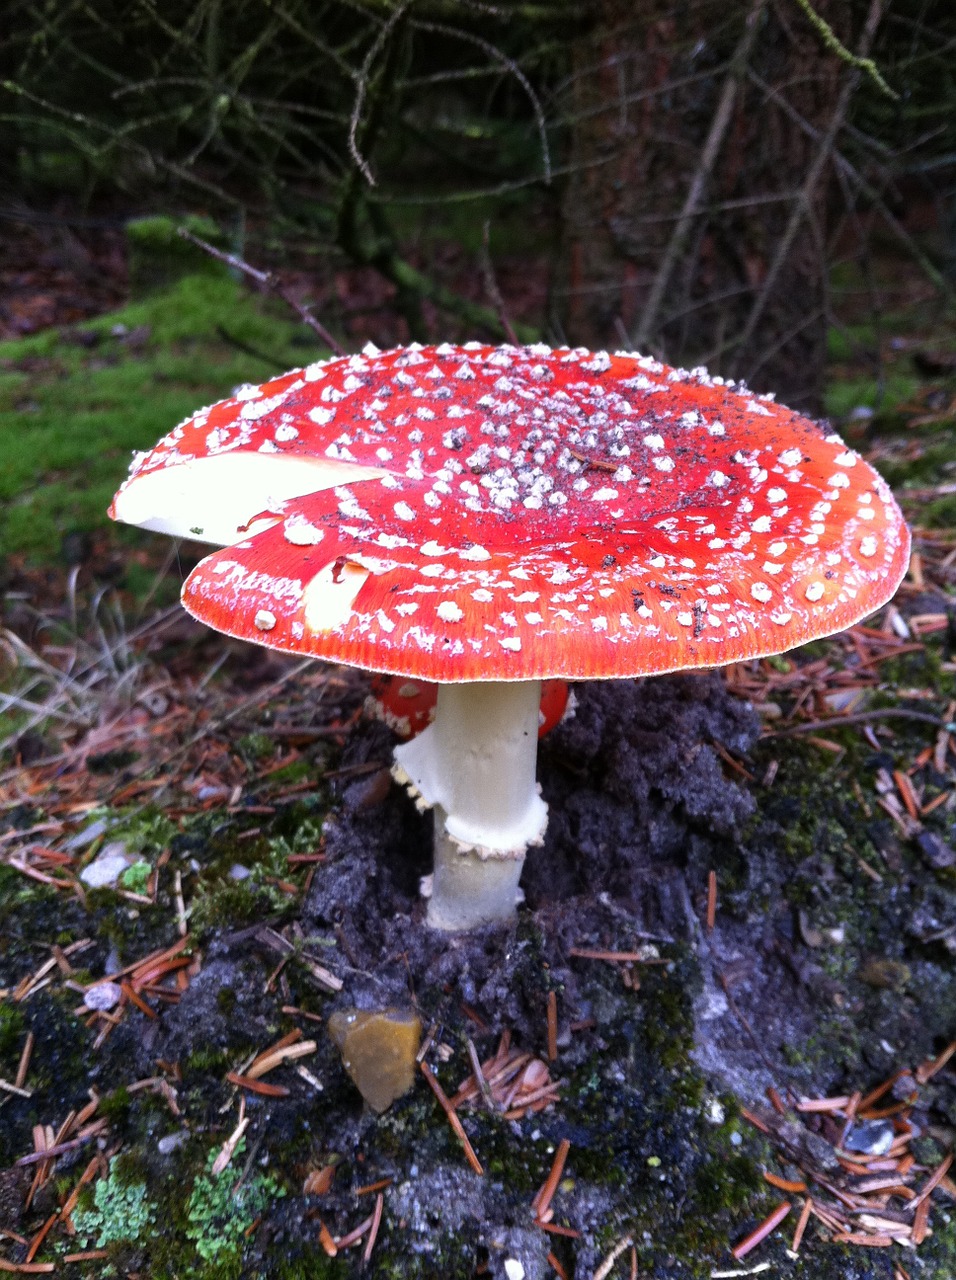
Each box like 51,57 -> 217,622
555,0 -> 862,411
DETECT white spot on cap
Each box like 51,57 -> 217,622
709,470 -> 728,488
394,502 -> 415,521
751,583 -> 772,603
769,541 -> 787,556
643,433 -> 665,450
592,487 -> 619,501
437,601 -> 463,623
859,535 -> 878,557
654,456 -> 675,472
500,636 -> 522,652
805,582 -> 825,602
767,487 -> 787,503
779,447 -> 802,466
751,515 -> 772,533
255,610 -> 277,631
771,609 -> 793,625
308,406 -> 335,425
284,515 -> 324,546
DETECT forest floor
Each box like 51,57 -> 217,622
1,215 -> 955,1280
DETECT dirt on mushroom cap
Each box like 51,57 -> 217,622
114,342 -> 910,682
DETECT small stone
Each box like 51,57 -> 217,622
80,841 -> 133,888
327,1008 -> 422,1113
917,831 -> 956,871
858,957 -> 911,990
504,1261 -> 525,1280
843,1119 -> 895,1156
83,982 -> 122,1011
157,1131 -> 188,1155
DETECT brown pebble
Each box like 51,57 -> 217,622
858,958 -> 911,990
327,1008 -> 422,1112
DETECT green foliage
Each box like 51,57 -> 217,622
73,1159 -> 155,1247
0,1002 -> 26,1063
185,1141 -> 285,1267
119,860 -> 152,894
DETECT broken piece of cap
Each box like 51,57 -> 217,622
111,342 -> 910,682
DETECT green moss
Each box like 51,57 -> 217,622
185,1045 -> 234,1075
98,1085 -> 132,1123
72,1156 -> 155,1247
0,273 -> 325,562
184,1140 -> 286,1269
126,214 -> 230,297
0,1002 -> 26,1062
119,861 -> 152,894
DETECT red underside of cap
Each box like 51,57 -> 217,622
125,342 -> 909,682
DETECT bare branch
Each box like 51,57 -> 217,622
349,2 -> 412,187
177,227 -> 346,355
480,220 -> 519,345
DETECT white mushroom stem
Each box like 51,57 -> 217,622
392,680 -> 548,930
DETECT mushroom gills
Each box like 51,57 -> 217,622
393,680 -> 547,930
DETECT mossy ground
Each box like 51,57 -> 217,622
0,268 -> 324,561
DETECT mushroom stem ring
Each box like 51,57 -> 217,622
393,681 -> 547,930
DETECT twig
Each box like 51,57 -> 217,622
420,1062 -> 483,1176
592,1234 -> 633,1280
412,17 -> 551,183
465,1037 -> 497,1111
480,220 -> 519,345
766,708 -> 954,737
793,0 -> 898,98
531,1138 -> 571,1220
731,1201 -> 791,1260
348,4 -> 411,187
177,228 -> 345,355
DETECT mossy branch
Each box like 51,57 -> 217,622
792,0 -> 898,99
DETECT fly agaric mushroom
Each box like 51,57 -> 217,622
110,342 -> 910,930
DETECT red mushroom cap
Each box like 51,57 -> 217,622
112,343 -> 910,682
